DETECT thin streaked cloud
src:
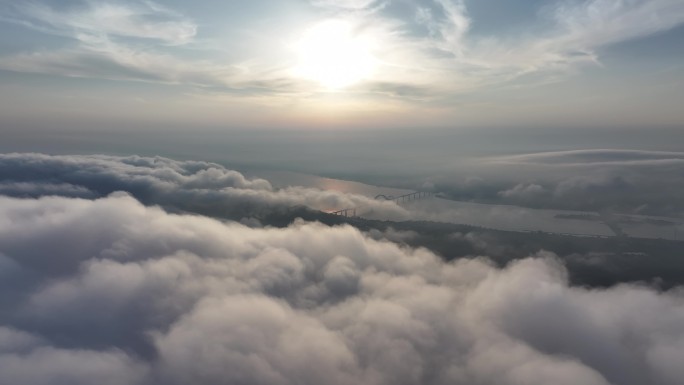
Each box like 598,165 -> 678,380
0,0 -> 682,125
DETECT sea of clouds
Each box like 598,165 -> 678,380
1,153 -> 683,385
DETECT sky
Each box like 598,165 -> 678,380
1,0 -> 684,131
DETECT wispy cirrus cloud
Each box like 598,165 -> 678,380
489,149 -> 684,167
0,37 -> 236,87
3,0 -> 196,45
0,0 -> 683,102
0,1 -> 319,97
0,1 -> 245,87
551,0 -> 684,48
316,0 -> 684,93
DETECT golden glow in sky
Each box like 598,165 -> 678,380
1,1 -> 683,128
294,20 -> 377,89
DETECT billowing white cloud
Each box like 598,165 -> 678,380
428,149 -> 684,216
0,181 -> 94,198
0,192 -> 683,384
0,153 -> 408,220
0,343 -> 147,385
498,183 -> 548,200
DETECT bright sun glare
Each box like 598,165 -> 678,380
294,20 -> 376,89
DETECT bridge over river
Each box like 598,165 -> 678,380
330,191 -> 434,218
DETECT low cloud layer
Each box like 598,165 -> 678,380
424,149 -> 684,217
0,153 -> 407,221
0,193 -> 683,385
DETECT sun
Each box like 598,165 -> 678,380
294,20 -> 376,89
